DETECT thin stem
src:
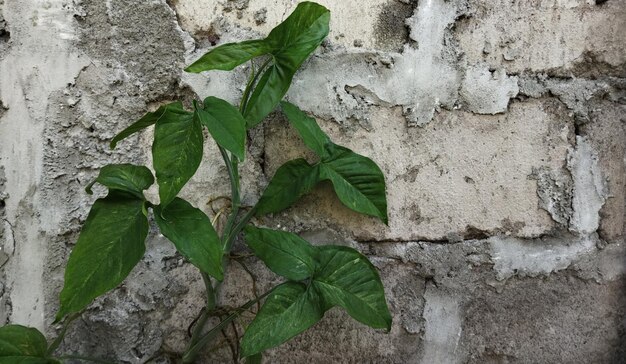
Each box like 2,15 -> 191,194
220,146 -> 240,244
240,57 -> 272,114
224,206 -> 258,252
58,355 -> 115,364
47,313 -> 80,355
182,288 -> 273,363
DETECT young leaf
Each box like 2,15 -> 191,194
255,159 -> 320,216
85,164 -> 154,199
194,97 -> 246,161
240,282 -> 323,358
110,101 -> 183,149
320,145 -> 388,224
57,195 -> 149,320
313,246 -> 391,330
154,198 -> 224,280
243,2 -> 330,127
152,105 -> 203,207
185,39 -> 271,73
280,101 -> 331,159
0,325 -> 49,361
244,226 -> 317,281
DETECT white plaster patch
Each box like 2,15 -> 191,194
568,136 -> 607,235
490,234 -> 598,281
421,286 -> 463,364
460,65 -> 519,114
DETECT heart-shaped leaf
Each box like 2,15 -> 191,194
255,159 -> 320,216
195,97 -> 246,161
240,282 -> 323,358
279,102 -> 388,223
243,3 -> 330,127
185,2 -> 330,128
85,164 -> 154,199
244,226 -> 317,281
152,104 -> 203,207
110,101 -> 183,149
155,198 -> 224,280
313,246 -> 391,330
57,194 -> 149,320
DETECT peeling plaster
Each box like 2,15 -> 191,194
460,65 -> 519,114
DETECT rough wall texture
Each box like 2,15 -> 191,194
0,0 -> 624,363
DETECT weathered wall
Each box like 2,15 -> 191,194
0,0 -> 624,363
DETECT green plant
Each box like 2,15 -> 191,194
0,2 -> 390,363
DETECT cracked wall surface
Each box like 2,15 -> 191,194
0,0 -> 625,363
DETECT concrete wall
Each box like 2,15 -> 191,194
0,0 -> 624,362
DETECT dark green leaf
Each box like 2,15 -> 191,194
244,2 -> 330,127
240,282 -> 323,357
245,353 -> 262,364
85,164 -> 154,199
195,97 -> 246,161
255,159 -> 319,216
0,325 -> 47,359
185,40 -> 271,73
154,198 -> 223,280
110,101 -> 183,149
320,145 -> 388,224
280,101 -> 331,159
152,105 -> 203,207
313,246 -> 391,330
57,195 -> 149,320
278,102 -> 388,223
244,226 -> 317,281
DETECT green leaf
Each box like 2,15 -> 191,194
280,101 -> 331,159
85,164 -> 154,199
245,353 -> 262,364
240,282 -> 323,358
57,195 -> 149,320
195,97 -> 246,161
185,39 -> 271,73
154,198 -> 223,280
278,102 -> 388,223
0,325 -> 47,359
110,101 -> 183,149
244,226 -> 317,281
320,145 -> 388,224
152,105 -> 203,207
255,159 -> 319,216
243,2 -> 330,127
313,246 -> 391,330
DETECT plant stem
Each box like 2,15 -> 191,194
240,58 -> 272,114
220,146 -> 240,244
185,58 -> 265,362
224,206 -> 257,252
182,288 -> 273,363
58,355 -> 115,364
47,313 -> 80,356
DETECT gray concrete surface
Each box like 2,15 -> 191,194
0,0 -> 624,363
